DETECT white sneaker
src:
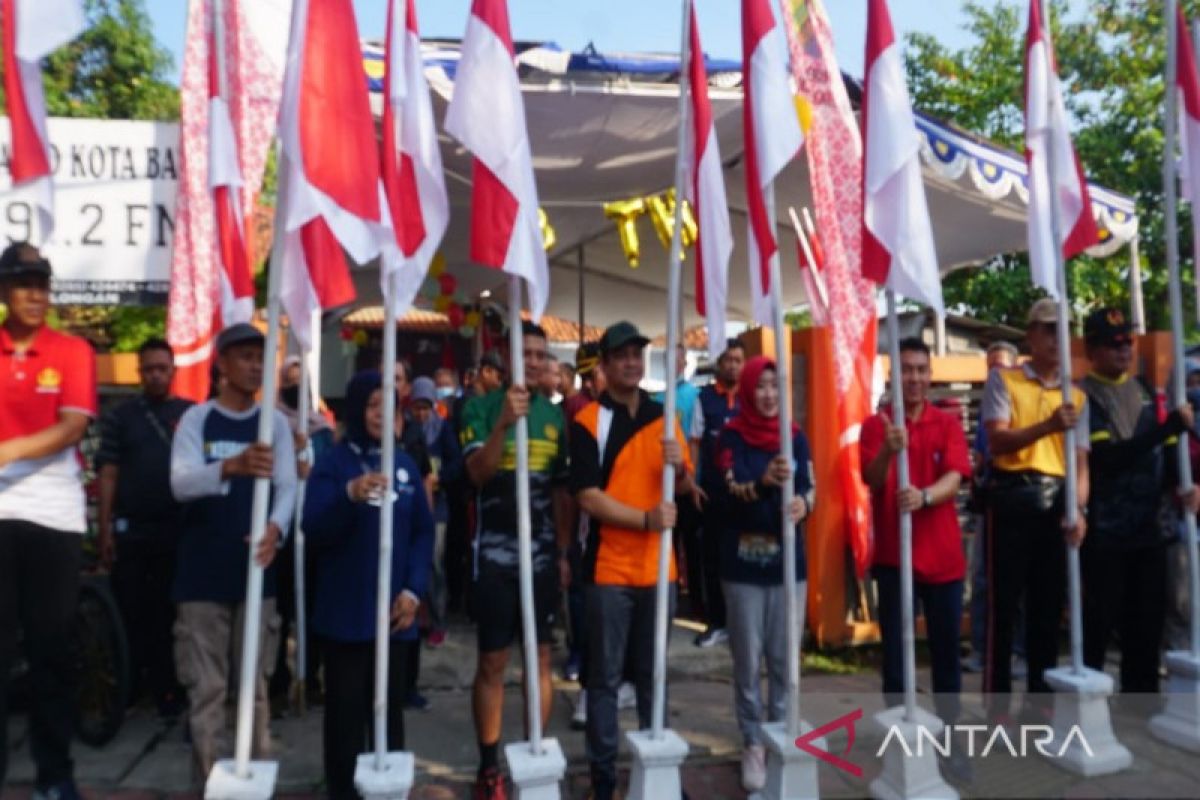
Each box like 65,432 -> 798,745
572,689 -> 587,729
741,744 -> 767,792
617,681 -> 637,710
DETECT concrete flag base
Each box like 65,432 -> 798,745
353,751 -> 414,800
1044,666 -> 1132,776
204,759 -> 278,800
1150,651 -> 1200,753
625,728 -> 688,800
504,737 -> 566,800
868,706 -> 957,800
759,720 -> 824,800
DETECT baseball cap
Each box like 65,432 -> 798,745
1026,298 -> 1066,326
575,342 -> 600,376
411,376 -> 437,406
599,321 -> 650,355
216,322 -> 265,353
1084,307 -> 1133,345
0,242 -> 51,279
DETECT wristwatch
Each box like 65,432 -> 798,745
920,489 -> 932,509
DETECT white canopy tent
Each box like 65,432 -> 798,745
346,39 -> 1139,338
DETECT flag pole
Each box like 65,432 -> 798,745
1040,0 -> 1084,676
650,0 -> 692,740
375,272 -> 400,767
1169,4 -> 1200,662
763,185 -> 800,739
231,148 -> 288,782
883,290 -> 917,722
508,274 -> 543,754
292,330 -> 310,716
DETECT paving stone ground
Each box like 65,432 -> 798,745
5,618 -> 1199,799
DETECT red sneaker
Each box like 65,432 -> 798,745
473,766 -> 508,800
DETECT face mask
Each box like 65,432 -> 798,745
280,385 -> 300,410
435,386 -> 455,401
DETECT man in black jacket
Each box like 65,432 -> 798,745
1081,308 -> 1197,693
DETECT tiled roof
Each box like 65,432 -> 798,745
651,324 -> 710,352
342,306 -> 602,343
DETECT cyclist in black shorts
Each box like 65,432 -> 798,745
460,321 -> 571,800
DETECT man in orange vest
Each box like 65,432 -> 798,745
569,321 -> 694,800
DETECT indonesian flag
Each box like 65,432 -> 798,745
861,0 -> 942,315
685,4 -> 733,362
742,0 -> 803,326
1,0 -> 84,242
208,10 -> 253,328
277,0 -> 394,349
1176,5 -> 1200,315
381,0 -> 449,315
168,0 -> 291,401
445,0 -> 549,321
1023,0 -> 1099,297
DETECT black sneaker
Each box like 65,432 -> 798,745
406,690 -> 431,711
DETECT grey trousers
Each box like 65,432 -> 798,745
584,583 -> 676,790
723,580 -> 807,748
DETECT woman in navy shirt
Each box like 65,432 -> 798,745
304,371 -> 434,800
714,356 -> 814,794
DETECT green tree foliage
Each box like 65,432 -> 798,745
905,0 -> 1193,333
1,0 -> 177,351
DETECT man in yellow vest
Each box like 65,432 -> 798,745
980,298 -> 1089,722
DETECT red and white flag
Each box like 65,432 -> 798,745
445,0 -> 549,320
168,0 -> 291,401
1024,0 -> 1098,297
1,0 -> 84,242
381,0 -> 449,315
742,0 -> 803,326
277,0 -> 394,349
861,0 -> 942,314
1175,5 -> 1200,313
685,4 -> 733,361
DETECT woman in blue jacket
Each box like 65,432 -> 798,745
304,370 -> 434,800
714,356 -> 814,794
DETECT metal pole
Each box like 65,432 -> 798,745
509,275 -> 543,753
650,0 -> 692,740
1170,5 -> 1200,660
374,275 -> 399,766
293,331 -> 310,715
232,151 -> 288,780
885,291 -> 918,721
578,245 -> 585,343
764,185 -> 800,739
1040,0 -> 1083,675
1129,234 -> 1146,335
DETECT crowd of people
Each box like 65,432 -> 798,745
1,242 -> 1198,800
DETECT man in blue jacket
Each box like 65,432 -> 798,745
169,323 -> 296,780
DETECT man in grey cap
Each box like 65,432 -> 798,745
979,298 -> 1090,721
169,322 -> 297,779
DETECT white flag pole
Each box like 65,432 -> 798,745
1169,6 -> 1200,662
650,0 -> 691,741
292,330 -> 310,715
508,274 -> 543,754
883,290 -> 918,722
1040,0 -> 1083,676
372,273 -> 400,767
762,185 -> 800,740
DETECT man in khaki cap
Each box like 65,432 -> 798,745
978,297 -> 1090,722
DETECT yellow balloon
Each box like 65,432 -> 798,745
465,310 -> 483,328
538,208 -> 557,252
433,294 -> 451,312
353,329 -> 369,347
429,252 -> 447,278
680,198 -> 698,249
604,198 -> 646,268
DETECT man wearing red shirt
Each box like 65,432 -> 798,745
861,338 -> 970,732
0,243 -> 97,800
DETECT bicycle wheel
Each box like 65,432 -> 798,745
75,576 -> 130,746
